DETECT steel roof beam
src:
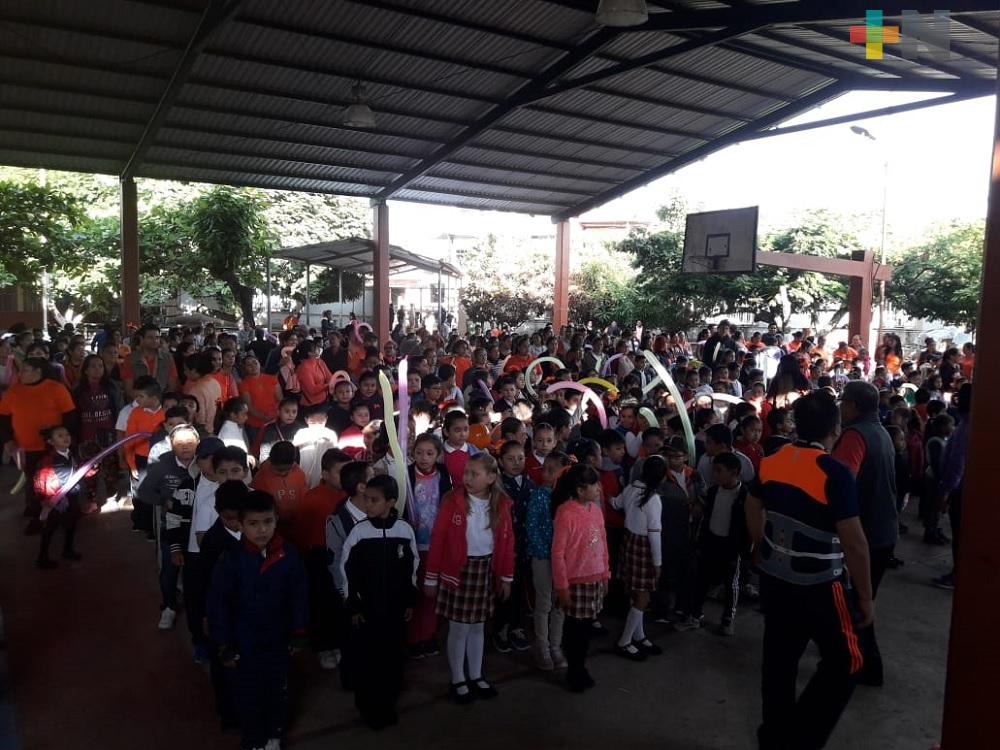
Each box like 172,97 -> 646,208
556,81 -> 848,219
743,89 -> 991,140
345,0 -> 794,101
121,0 -> 244,179
752,29 -> 907,78
799,25 -> 971,79
374,27 -> 621,199
528,24 -> 764,102
623,0 -> 1000,32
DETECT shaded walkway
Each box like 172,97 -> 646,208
1,464 -> 952,749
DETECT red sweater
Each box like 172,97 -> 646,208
524,450 -> 546,486
551,500 -> 610,593
425,489 -> 515,591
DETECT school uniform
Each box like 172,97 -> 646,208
198,518 -> 242,730
340,514 -> 419,728
425,489 -> 515,624
441,442 -> 479,490
405,464 -> 452,645
208,534 -> 308,750
495,473 -> 536,636
326,499 -> 368,688
34,448 -> 89,563
611,481 -> 663,594
655,466 -> 703,619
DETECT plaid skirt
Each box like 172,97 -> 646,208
619,530 -> 657,592
436,555 -> 494,623
563,579 -> 608,620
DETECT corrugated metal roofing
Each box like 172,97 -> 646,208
0,0 -> 995,219
274,238 -> 462,277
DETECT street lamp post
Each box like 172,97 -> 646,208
850,125 -> 889,353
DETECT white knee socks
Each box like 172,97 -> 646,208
618,607 -> 645,647
447,621 -> 471,684
466,622 -> 485,681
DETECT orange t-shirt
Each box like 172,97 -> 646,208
0,379 -> 76,452
239,374 -> 280,428
210,372 -> 238,404
503,354 -> 533,374
251,461 -> 309,542
961,355 -> 975,381
294,484 -> 346,551
885,353 -> 902,375
124,406 -> 165,470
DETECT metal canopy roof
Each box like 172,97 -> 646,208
274,238 -> 462,278
0,0 -> 996,219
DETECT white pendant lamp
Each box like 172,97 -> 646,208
595,0 -> 648,27
343,82 -> 376,129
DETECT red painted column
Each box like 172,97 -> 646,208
372,201 -> 390,344
553,219 -> 570,332
120,177 -> 140,326
847,249 -> 873,352
940,78 -> 1000,750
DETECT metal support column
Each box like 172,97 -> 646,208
265,258 -> 272,331
304,263 -> 310,328
941,77 -> 1000,750
373,201 -> 391,343
120,176 -> 140,326
553,219 -> 571,333
337,270 -> 343,327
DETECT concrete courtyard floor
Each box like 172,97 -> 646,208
0,465 -> 952,750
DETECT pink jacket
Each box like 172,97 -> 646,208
551,500 -> 610,594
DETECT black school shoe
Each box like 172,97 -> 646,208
450,682 -> 474,705
36,557 -> 58,570
633,638 -> 663,656
421,640 -> 440,657
615,643 -> 647,662
62,549 -> 82,561
470,678 -> 498,699
566,669 -> 596,693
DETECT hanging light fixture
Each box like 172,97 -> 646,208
595,0 -> 648,27
342,82 -> 376,128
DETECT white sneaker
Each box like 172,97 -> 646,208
265,739 -> 281,750
318,649 -> 341,670
158,607 -> 176,630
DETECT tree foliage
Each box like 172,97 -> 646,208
888,222 -> 984,330
0,180 -> 86,286
613,206 -> 866,329
458,235 -> 553,327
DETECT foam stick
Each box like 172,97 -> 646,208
524,356 -> 565,399
600,353 -> 624,376
47,431 -> 154,507
683,393 -> 744,410
641,350 -> 695,466
578,377 -> 618,396
352,319 -> 373,344
396,358 -> 414,520
9,447 -> 25,496
545,381 -> 608,429
639,407 -> 658,431
327,369 -> 355,393
378,370 -> 409,516
477,379 -> 495,403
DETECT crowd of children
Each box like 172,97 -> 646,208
0,316 -> 972,748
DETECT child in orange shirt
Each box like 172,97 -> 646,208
250,440 -> 307,544
123,376 -> 165,480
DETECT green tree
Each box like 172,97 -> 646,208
615,206 -> 867,329
186,187 -> 275,328
0,180 -> 87,286
458,235 -> 553,327
889,222 -> 984,330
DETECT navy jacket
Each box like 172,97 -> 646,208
208,533 -> 308,656
501,473 -> 536,560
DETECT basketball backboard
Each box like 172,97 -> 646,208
681,206 -> 758,274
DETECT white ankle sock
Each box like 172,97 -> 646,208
633,608 -> 646,641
